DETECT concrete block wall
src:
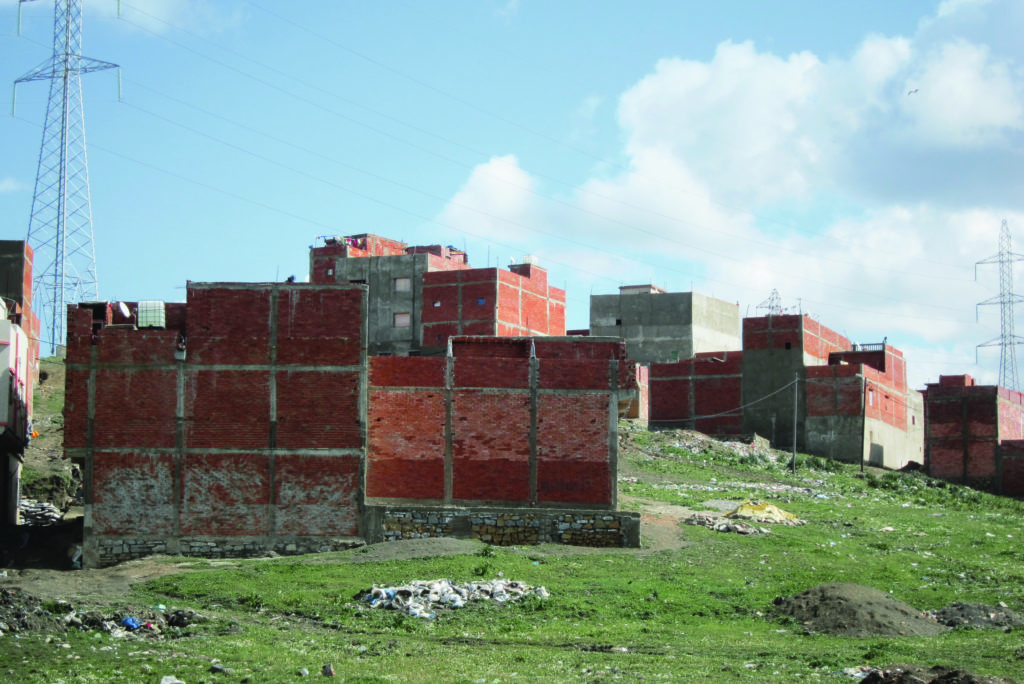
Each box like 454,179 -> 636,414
68,282 -> 368,567
589,290 -> 740,364
366,336 -> 632,509
650,351 -> 743,435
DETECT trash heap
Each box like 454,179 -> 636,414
684,500 -> 804,535
358,578 -> 549,619
18,498 -> 62,526
0,588 -> 205,639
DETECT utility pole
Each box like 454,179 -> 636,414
15,0 -> 118,354
792,372 -> 798,473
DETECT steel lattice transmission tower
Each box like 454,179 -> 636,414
15,0 -> 117,354
756,289 -> 783,316
976,219 -> 1024,391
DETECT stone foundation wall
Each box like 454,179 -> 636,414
89,506 -> 640,566
91,536 -> 364,567
373,506 -> 639,548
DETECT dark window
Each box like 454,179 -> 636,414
784,342 -> 791,350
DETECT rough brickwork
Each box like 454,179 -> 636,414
71,282 -> 640,566
68,282 -> 368,568
997,441 -> 1024,496
650,351 -> 743,435
924,374 -> 1024,493
647,315 -> 921,468
366,336 -> 633,510
421,264 -> 566,351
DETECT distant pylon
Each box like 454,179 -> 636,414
756,289 -> 783,316
14,0 -> 118,354
976,220 -> 1024,392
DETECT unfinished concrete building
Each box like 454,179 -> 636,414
65,278 -> 639,568
589,286 -> 740,364
0,241 -> 39,527
923,374 -> 1024,494
309,235 -> 565,356
650,314 -> 924,469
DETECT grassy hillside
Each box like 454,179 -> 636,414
3,421 -> 1023,682
21,356 -> 73,503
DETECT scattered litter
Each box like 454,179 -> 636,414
725,501 -> 804,526
357,579 -> 549,618
683,513 -> 769,535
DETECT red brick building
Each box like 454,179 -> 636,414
66,281 -> 638,567
421,262 -> 566,351
923,374 -> 1024,494
309,235 -> 565,356
650,314 -> 924,468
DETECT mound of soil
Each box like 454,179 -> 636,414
772,583 -> 947,637
929,602 -> 1024,630
862,663 -> 1017,683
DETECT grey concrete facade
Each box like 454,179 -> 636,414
589,290 -> 740,363
331,252 -> 430,356
741,348 -> 808,451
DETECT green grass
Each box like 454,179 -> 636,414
5,428 -> 1024,682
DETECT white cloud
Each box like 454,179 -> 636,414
436,155 -> 539,251
435,0 -> 1023,388
85,0 -> 244,35
936,0 -> 992,18
0,177 -> 26,194
901,40 -> 1023,146
618,42 -> 826,205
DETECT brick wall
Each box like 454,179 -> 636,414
741,315 -> 850,363
650,351 -> 743,435
924,379 -> 1000,487
366,337 -> 630,509
69,282 -> 368,567
925,375 -> 1024,493
422,266 -> 566,350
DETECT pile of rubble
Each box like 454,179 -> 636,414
683,513 -> 769,535
18,498 -> 62,526
356,578 -> 549,619
684,501 -> 805,535
0,587 -> 205,639
657,431 -> 777,463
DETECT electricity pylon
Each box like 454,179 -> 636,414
976,220 -> 1024,392
15,0 -> 118,354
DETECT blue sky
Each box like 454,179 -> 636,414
1,0 -> 1022,389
